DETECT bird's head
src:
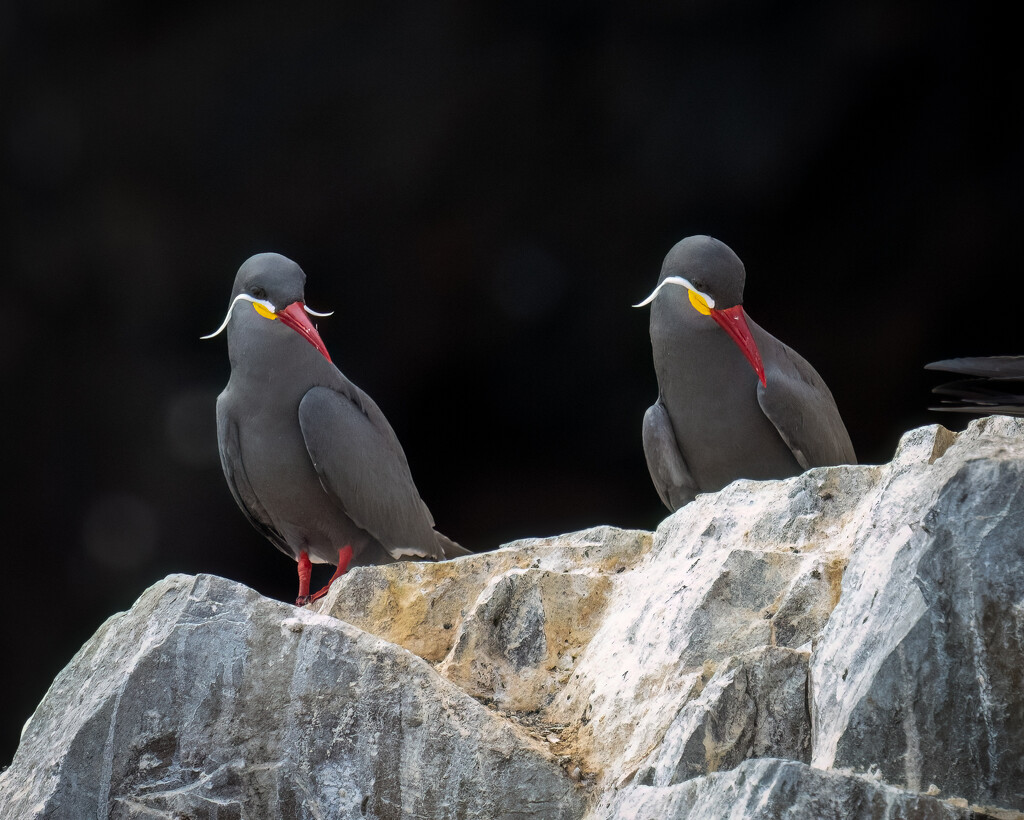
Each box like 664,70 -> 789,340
634,235 -> 765,387
202,252 -> 333,362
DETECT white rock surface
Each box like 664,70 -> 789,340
811,421 -> 1024,807
598,757 -> 984,819
2,417 -> 1023,819
0,575 -> 583,819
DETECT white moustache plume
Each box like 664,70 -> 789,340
632,276 -> 715,309
201,294 -> 334,340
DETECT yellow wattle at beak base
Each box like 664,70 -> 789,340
253,302 -> 278,320
688,289 -> 712,315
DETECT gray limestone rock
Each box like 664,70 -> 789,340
437,567 -> 612,712
811,420 -> 1024,809
630,646 -> 812,789
599,758 -> 982,820
0,574 -> 584,819
3,418 -> 1024,819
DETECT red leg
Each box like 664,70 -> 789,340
309,545 -> 353,602
296,550 -> 313,606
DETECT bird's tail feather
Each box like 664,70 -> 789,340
435,531 -> 472,558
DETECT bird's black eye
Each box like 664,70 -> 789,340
251,286 -> 267,300
693,280 -> 706,293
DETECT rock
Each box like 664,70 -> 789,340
0,575 -> 584,819
630,646 -> 812,788
320,525 -> 651,713
811,418 -> 1024,808
598,757 -> 983,819
544,459 -> 876,786
3,417 -> 1024,819
436,567 -> 612,711
318,526 -> 651,665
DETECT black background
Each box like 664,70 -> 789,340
2,1 -> 1019,766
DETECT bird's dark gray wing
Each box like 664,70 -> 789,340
216,402 -> 293,558
642,400 -> 700,511
298,384 -> 443,559
927,374 -> 1024,416
925,356 -> 1024,379
754,333 -> 857,471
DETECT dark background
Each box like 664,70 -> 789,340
2,1 -> 1018,766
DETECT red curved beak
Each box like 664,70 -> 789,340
278,302 -> 332,362
710,305 -> 766,387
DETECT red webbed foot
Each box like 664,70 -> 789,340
295,550 -> 313,606
309,545 -> 354,602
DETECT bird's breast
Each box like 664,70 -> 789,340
221,384 -> 366,561
651,322 -> 799,492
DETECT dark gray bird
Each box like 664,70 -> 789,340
635,235 -> 856,511
204,252 -> 468,605
926,356 -> 1024,416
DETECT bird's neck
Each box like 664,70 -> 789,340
226,323 -> 333,400
650,306 -> 758,404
